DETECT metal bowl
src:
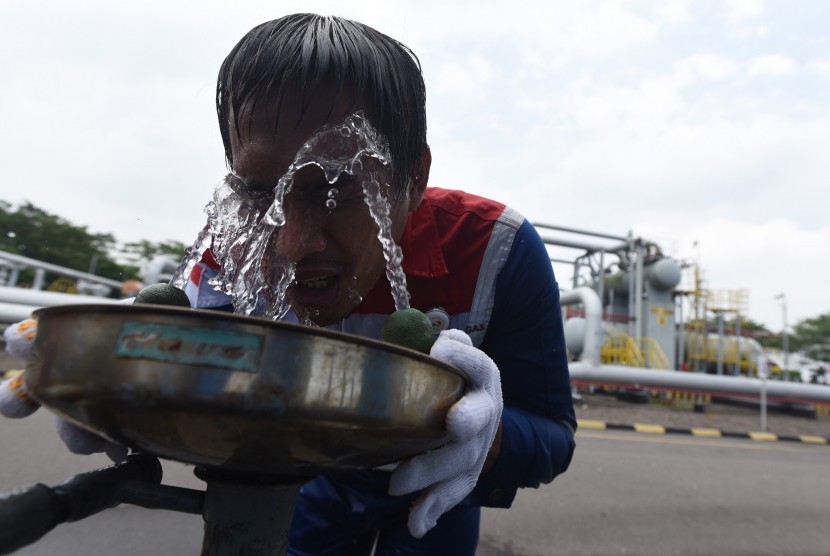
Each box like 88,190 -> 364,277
27,304 -> 464,477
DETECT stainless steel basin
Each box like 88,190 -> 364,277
27,304 -> 464,477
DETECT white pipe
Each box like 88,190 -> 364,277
560,287 -> 603,367
627,233 -> 635,338
0,286 -> 122,308
676,296 -> 685,369
634,244 -> 644,343
569,361 -> 830,404
596,250 -> 605,310
0,286 -> 121,324
0,303 -> 41,324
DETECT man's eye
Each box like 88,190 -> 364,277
227,174 -> 275,200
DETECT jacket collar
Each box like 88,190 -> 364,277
400,197 -> 449,278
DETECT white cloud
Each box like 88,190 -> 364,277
567,1 -> 661,58
655,0 -> 693,24
747,54 -> 798,77
722,0 -> 768,38
725,0 -> 765,22
431,55 -> 499,105
808,58 -> 830,76
674,53 -> 739,83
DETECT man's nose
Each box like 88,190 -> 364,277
274,201 -> 327,260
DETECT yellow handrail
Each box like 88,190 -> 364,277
601,333 -> 670,370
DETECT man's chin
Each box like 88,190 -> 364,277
289,302 -> 347,327
287,282 -> 366,326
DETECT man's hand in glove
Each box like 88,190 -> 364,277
388,329 -> 503,538
1,317 -> 129,462
2,286 -> 188,459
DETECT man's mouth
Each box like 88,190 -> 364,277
295,276 -> 333,289
289,274 -> 340,308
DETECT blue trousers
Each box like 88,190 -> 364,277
288,471 -> 481,555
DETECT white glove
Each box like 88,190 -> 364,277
3,317 -> 38,359
1,318 -> 127,462
389,329 -> 503,538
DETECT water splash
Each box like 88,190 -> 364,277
346,275 -> 364,305
172,111 -> 411,320
170,224 -> 212,290
326,188 -> 338,210
361,174 -> 410,311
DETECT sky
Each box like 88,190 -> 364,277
1,0 -> 828,331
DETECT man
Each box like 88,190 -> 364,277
184,14 -> 576,555
2,13 -> 575,555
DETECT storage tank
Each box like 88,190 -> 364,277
603,257 -> 682,297
646,258 -> 681,290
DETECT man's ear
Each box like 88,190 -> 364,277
407,147 -> 432,211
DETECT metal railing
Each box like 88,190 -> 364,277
0,250 -> 124,291
0,250 -> 124,324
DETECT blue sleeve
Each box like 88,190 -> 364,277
470,220 -> 576,508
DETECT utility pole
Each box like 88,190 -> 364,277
775,293 -> 789,381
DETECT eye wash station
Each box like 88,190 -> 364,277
0,302 -> 464,555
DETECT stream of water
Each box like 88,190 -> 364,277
170,112 -> 411,320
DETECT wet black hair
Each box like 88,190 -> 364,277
217,14 -> 427,190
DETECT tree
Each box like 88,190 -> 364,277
727,316 -> 771,335
789,313 -> 830,362
699,315 -> 778,346
0,201 -> 138,284
118,239 -> 187,267
808,366 -> 827,385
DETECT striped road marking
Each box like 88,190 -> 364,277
577,419 -> 830,446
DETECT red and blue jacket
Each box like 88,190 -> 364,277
187,186 -> 575,508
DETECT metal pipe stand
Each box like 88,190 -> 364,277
198,468 -> 304,556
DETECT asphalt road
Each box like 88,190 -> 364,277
2,411 -> 830,555
479,429 -> 830,555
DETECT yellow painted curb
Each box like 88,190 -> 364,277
578,420 -> 607,430
798,435 -> 828,444
633,424 -> 665,434
576,419 -> 828,446
690,428 -> 722,437
748,432 -> 778,442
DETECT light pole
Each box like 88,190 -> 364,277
775,293 -> 789,381
758,353 -> 768,432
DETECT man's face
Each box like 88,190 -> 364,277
229,95 -> 425,325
